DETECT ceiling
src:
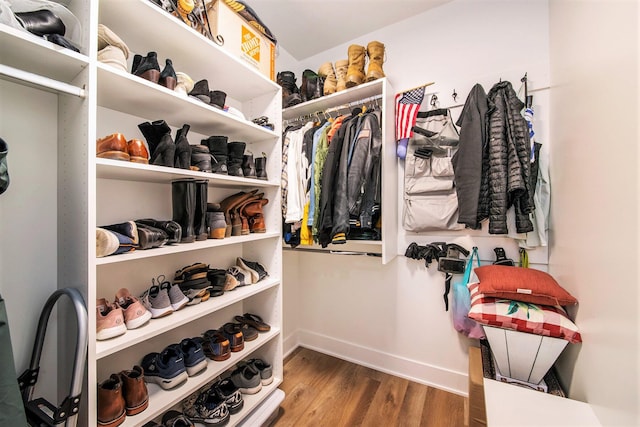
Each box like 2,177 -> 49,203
245,0 -> 451,61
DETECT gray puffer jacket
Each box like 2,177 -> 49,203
486,81 -> 533,234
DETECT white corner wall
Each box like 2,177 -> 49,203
281,0 -> 551,395
549,1 -> 639,425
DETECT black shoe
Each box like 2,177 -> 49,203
171,179 -> 196,243
15,10 -> 65,37
255,154 -> 268,180
242,152 -> 257,178
174,124 -> 192,170
132,51 -> 161,84
189,79 -> 211,104
191,145 -> 213,172
226,141 -> 245,177
300,69 -> 324,102
135,222 -> 169,249
138,120 -> 175,168
202,136 -> 228,175
159,58 -> 177,90
135,218 -> 182,244
209,90 -> 226,109
277,71 -> 303,107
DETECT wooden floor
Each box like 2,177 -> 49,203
270,347 -> 466,427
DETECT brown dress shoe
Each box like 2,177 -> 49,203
97,133 -> 129,161
120,365 -> 149,416
97,374 -> 126,427
126,139 -> 149,164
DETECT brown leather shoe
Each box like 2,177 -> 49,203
97,133 -> 129,161
126,139 -> 149,164
120,365 -> 148,416
243,198 -> 269,233
236,193 -> 265,235
219,189 -> 259,237
97,374 -> 126,427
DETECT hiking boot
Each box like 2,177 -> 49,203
318,62 -> 337,95
366,40 -> 386,81
277,71 -> 303,108
97,374 -> 126,427
335,59 -> 349,92
119,365 -> 148,416
346,44 -> 366,88
141,346 -> 188,390
229,363 -> 262,394
96,298 -> 127,340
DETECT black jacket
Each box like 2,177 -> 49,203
486,81 -> 533,234
452,84 -> 488,229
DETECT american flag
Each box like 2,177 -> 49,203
395,87 -> 426,141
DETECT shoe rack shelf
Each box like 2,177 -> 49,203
96,278 -> 280,359
0,0 -> 283,425
281,78 -> 398,264
0,23 -> 88,95
97,64 -> 279,143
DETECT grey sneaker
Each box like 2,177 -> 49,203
140,276 -> 173,318
159,278 -> 189,311
229,363 -> 262,394
247,358 -> 273,385
236,257 -> 268,282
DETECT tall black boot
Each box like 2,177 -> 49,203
172,178 -> 196,243
202,136 -> 228,175
138,120 -> 175,167
174,124 -> 192,170
227,141 -> 246,177
194,179 -> 208,241
242,151 -> 256,178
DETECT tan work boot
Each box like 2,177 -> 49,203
345,44 -> 366,88
335,59 -> 349,92
318,62 -> 337,95
366,41 -> 386,82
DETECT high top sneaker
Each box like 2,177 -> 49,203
318,62 -> 337,95
335,59 -> 349,92
366,41 -> 386,82
277,71 -> 302,108
345,44 -> 366,88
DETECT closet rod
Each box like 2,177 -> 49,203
283,94 -> 383,126
0,64 -> 86,98
283,247 -> 382,257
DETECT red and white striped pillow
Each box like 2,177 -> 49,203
467,282 -> 582,344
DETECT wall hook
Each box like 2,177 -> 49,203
430,94 -> 438,108
452,89 -> 458,102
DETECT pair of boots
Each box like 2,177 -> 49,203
218,189 -> 269,237
131,51 -> 177,90
277,71 -> 303,108
318,41 -> 386,94
172,178 -> 209,243
138,120 -> 192,169
97,366 -> 148,426
197,137 -> 245,176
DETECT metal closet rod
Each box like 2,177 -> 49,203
0,64 -> 86,98
283,94 -> 383,126
283,247 -> 382,257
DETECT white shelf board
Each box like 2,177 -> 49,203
95,232 -> 281,265
231,384 -> 284,427
119,331 -> 282,427
96,157 -> 279,188
96,64 -> 278,141
98,0 -> 279,101
283,240 -> 382,255
96,279 -> 280,358
237,388 -> 285,427
0,23 -> 88,84
96,278 -> 280,359
282,79 -> 385,120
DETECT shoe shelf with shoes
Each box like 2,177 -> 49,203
96,277 -> 280,359
0,21 -> 89,96
96,157 -> 278,189
117,329 -> 281,427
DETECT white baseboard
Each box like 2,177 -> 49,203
283,329 -> 300,359
293,329 -> 468,397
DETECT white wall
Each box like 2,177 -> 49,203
549,1 -> 639,425
281,0 -> 552,395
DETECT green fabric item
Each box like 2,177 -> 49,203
312,129 -> 329,239
0,295 -> 27,424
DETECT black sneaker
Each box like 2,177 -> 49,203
183,388 -> 230,426
212,378 -> 244,414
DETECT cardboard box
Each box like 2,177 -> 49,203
206,0 -> 276,80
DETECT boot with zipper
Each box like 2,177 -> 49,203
345,44 -> 366,88
318,62 -> 337,95
172,178 -> 196,243
335,59 -> 349,92
365,41 -> 386,82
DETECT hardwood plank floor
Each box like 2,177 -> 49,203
270,348 -> 465,427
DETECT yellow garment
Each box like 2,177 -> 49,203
300,201 -> 313,245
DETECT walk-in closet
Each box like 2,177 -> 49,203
0,0 -> 638,426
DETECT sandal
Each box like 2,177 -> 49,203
234,312 -> 271,332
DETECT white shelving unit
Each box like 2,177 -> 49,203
0,1 -> 283,425
281,78 -> 397,264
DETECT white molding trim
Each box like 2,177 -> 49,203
293,329 -> 469,397
283,329 -> 301,359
